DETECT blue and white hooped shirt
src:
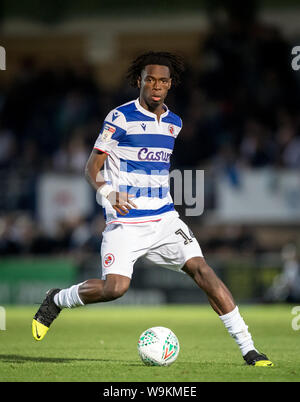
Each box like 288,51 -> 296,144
93,98 -> 182,224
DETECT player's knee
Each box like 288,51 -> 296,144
104,281 -> 129,301
184,257 -> 209,277
109,286 -> 128,300
183,257 -> 213,287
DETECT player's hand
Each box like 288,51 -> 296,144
107,191 -> 138,215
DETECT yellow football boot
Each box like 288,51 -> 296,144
32,319 -> 50,341
244,350 -> 274,367
254,359 -> 274,367
32,288 -> 61,341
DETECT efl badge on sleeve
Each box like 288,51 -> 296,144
101,124 -> 116,142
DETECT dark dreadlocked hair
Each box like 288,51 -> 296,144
126,51 -> 185,88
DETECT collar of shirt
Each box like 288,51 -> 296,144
135,98 -> 169,121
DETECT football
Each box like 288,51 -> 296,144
137,326 -> 180,366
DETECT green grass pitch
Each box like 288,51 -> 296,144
0,304 -> 299,382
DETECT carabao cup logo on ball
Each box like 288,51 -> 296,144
137,326 -> 180,366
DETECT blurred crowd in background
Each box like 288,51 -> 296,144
1,20 -> 300,175
1,10 -> 300,258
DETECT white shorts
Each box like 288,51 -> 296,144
100,214 -> 203,279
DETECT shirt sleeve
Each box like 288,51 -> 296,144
176,118 -> 183,138
93,109 -> 127,154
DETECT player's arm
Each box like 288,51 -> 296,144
85,149 -> 107,191
85,149 -> 137,216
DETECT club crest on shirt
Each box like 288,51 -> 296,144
101,124 -> 116,142
168,124 -> 175,136
103,253 -> 115,267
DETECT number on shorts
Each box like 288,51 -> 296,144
175,228 -> 193,245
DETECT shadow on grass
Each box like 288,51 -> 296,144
0,354 -> 242,368
0,354 -> 112,364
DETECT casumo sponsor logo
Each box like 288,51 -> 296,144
137,147 -> 171,162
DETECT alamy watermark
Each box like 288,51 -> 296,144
96,168 -> 204,217
170,169 -> 204,217
291,306 -> 300,331
0,46 -> 6,70
291,46 -> 300,71
0,306 -> 6,330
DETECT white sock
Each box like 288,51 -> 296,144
219,306 -> 257,356
54,283 -> 85,309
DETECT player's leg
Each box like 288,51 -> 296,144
182,256 -> 235,315
183,256 -> 273,366
32,274 -> 130,341
146,216 -> 273,366
32,223 -> 140,341
78,274 -> 131,304
55,274 -> 131,306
